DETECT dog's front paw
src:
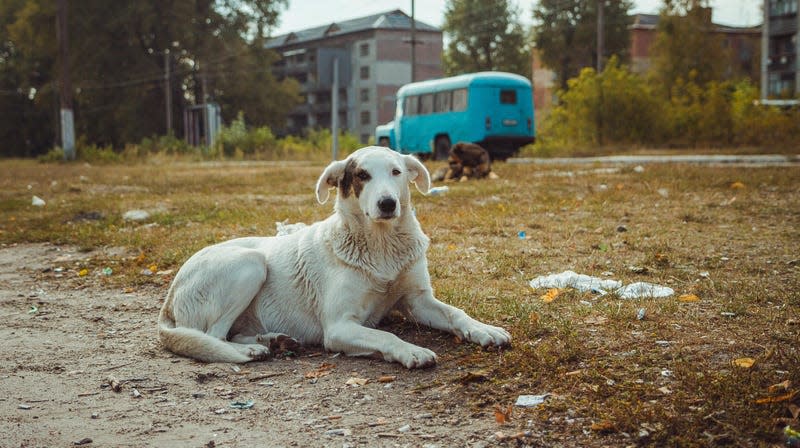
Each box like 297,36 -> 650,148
463,323 -> 512,348
395,346 -> 437,369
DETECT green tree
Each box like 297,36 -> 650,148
649,0 -> 727,94
532,0 -> 633,89
442,0 -> 531,77
0,0 -> 299,157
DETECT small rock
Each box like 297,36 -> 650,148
90,413 -> 99,419
398,424 -> 411,433
73,438 -> 92,446
123,209 -> 150,221
131,388 -> 141,398
414,413 -> 433,419
324,428 -> 351,436
616,225 -> 628,232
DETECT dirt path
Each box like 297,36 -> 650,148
0,243 -> 520,447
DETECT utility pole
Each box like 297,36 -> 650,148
596,0 -> 605,72
56,0 -> 75,160
410,0 -> 416,82
164,50 -> 172,135
331,57 -> 339,161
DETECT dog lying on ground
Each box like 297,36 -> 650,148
432,142 -> 496,182
158,146 -> 511,368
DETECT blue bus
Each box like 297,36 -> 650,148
375,71 -> 535,160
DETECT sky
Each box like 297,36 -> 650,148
272,0 -> 763,36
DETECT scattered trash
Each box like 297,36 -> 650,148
123,209 -> 150,221
530,271 -> 674,299
427,186 -> 449,196
414,412 -> 433,419
730,181 -> 746,189
73,438 -> 93,446
514,394 -> 549,408
229,399 -> 255,410
141,268 -> 154,276
636,308 -> 646,320
658,386 -> 673,395
28,305 -> 38,314
377,375 -> 396,383
616,282 -> 674,300
785,426 -> 800,447
699,271 -> 710,278
102,267 -> 113,276
275,220 -> 307,236
655,340 -> 671,347
518,231 -> 526,239
398,424 -> 411,433
720,312 -> 737,318
657,188 -> 669,198
628,265 -> 648,274
660,369 -> 673,377
325,428 -> 351,436
131,388 -> 141,398
633,165 -> 645,173
31,195 -> 46,207
18,404 -> 32,410
213,408 -> 227,415
78,269 -> 89,277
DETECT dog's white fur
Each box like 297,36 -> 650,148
158,146 -> 510,368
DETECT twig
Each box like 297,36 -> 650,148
102,361 -> 135,372
77,392 -> 100,397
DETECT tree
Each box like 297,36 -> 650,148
0,0 -> 299,157
649,0 -> 727,95
442,0 -> 531,77
532,0 -> 633,89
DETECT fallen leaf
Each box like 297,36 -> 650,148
540,288 -> 561,303
755,390 -> 798,404
459,369 -> 490,384
528,312 -> 539,327
345,377 -> 369,386
658,386 -> 673,395
148,264 -> 158,273
304,362 -> 335,379
732,357 -> 756,369
769,380 -> 792,393
494,404 -> 512,425
678,293 -> 701,303
730,181 -> 746,189
78,268 -> 89,277
591,420 -> 616,433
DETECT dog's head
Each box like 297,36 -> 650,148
315,146 -> 431,222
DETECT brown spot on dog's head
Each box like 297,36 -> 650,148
339,159 -> 370,198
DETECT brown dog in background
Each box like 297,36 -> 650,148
432,142 -> 496,182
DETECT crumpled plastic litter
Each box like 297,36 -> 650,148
529,270 -> 674,299
515,394 -> 550,407
275,220 -> 307,236
529,270 -> 622,295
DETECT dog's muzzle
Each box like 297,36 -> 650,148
376,196 -> 397,220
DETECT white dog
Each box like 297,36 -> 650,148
158,146 -> 511,368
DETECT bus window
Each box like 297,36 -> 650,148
452,88 -> 468,111
419,94 -> 434,115
404,96 -> 417,116
500,89 -> 517,104
434,91 -> 452,113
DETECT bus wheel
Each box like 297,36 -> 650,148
434,136 -> 451,161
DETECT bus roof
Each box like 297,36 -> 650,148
397,71 -> 530,96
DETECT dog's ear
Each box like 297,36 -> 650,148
403,154 -> 431,195
315,159 -> 346,204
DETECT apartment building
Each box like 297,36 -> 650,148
762,0 -> 800,99
266,10 -> 443,142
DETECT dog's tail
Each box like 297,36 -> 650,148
158,287 -> 252,364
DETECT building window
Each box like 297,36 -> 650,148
360,43 -> 369,57
360,66 -> 370,80
360,110 -> 371,125
360,88 -> 369,102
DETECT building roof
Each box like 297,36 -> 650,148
630,12 -> 761,33
266,9 -> 439,49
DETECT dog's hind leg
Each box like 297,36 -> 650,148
230,333 -> 301,355
160,247 -> 272,363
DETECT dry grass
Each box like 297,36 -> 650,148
1,157 -> 799,446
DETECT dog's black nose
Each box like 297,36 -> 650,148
378,197 -> 396,214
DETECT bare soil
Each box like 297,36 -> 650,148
0,243 -> 523,448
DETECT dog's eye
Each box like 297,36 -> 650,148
357,171 -> 370,181
392,168 -> 401,176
